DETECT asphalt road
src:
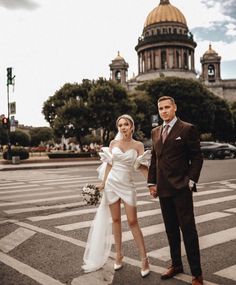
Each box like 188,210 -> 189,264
0,159 -> 236,285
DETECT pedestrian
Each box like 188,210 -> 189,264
82,114 -> 150,277
148,96 -> 204,285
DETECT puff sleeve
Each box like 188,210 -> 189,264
96,147 -> 112,180
134,149 -> 151,170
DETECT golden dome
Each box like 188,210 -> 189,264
203,44 -> 218,56
144,0 -> 187,28
114,51 -> 124,61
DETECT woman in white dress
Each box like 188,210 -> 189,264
82,114 -> 150,277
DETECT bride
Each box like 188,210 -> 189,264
82,114 -> 151,277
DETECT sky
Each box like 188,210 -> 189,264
0,0 -> 236,127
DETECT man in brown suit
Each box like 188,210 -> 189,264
148,96 -> 204,285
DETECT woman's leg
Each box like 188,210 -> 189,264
124,202 -> 149,270
109,199 -> 123,263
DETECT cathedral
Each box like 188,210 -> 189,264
109,0 -> 236,103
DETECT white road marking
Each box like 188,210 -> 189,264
224,207 -> 236,213
0,194 -> 81,207
56,208 -> 163,231
122,212 -> 231,243
0,227 -> 35,253
0,187 -> 53,194
27,201 -> 153,222
4,201 -> 85,214
148,227 -> 236,261
0,189 -> 75,200
0,184 -> 39,190
0,252 -> 66,285
194,195 -> 236,207
214,265 -> 236,281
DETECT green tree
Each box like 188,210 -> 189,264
137,77 -> 234,141
129,90 -> 156,139
29,127 -> 54,146
10,130 -> 30,146
42,80 -> 93,150
89,78 -> 134,144
0,125 -> 8,145
230,102 -> 236,142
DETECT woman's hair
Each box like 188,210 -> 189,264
116,114 -> 135,131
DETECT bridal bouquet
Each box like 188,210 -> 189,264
81,184 -> 102,206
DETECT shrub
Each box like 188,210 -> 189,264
47,152 -> 92,159
3,147 -> 29,160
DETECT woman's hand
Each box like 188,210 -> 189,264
149,185 -> 158,198
97,182 -> 105,191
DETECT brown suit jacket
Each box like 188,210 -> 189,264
148,118 -> 203,197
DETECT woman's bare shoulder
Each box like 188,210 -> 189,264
133,140 -> 144,154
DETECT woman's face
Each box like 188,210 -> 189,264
117,118 -> 133,138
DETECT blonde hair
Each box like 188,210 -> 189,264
116,114 -> 135,132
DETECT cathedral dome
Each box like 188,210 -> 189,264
203,44 -> 218,58
144,0 -> 187,28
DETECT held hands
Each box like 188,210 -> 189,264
149,185 -> 158,198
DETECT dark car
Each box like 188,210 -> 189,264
200,142 -> 236,159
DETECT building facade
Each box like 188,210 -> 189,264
109,0 -> 236,103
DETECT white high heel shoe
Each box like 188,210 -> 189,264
141,256 -> 150,278
114,255 -> 123,271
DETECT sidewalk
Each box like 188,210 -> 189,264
0,156 -> 101,171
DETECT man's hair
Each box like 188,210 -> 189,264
157,96 -> 176,105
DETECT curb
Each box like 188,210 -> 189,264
0,160 -> 101,171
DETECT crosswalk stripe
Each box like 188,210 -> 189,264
122,211 -> 231,243
214,265 -> 236,281
56,208 -> 163,231
27,201 -> 153,222
4,202 -> 85,214
148,227 -> 236,261
0,182 -> 25,187
0,227 -> 35,253
0,194 -> 81,207
194,194 -> 236,207
0,187 -> 54,195
224,207 -> 236,213
0,252 -> 66,285
0,184 -> 39,190
136,188 -> 233,198
0,189 -> 76,200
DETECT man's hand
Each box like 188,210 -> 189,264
149,185 -> 158,198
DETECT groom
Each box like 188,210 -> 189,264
148,96 -> 204,285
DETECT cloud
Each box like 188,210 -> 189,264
201,0 -> 236,21
194,0 -> 236,43
192,21 -> 236,43
0,0 -> 39,10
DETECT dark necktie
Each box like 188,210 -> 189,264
162,125 -> 170,143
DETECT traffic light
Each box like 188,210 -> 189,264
2,117 -> 9,129
7,67 -> 13,85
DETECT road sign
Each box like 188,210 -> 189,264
9,102 -> 16,115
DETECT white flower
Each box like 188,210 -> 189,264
82,183 -> 102,206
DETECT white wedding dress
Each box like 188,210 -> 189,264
82,146 -> 151,273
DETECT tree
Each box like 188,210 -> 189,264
10,130 -> 30,146
0,125 -> 8,145
136,77 -> 234,141
89,78 -> 134,144
129,90 -> 156,139
42,80 -> 92,150
29,127 -> 54,146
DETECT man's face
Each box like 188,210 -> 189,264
158,99 -> 177,123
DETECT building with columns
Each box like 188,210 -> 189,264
109,0 -> 236,103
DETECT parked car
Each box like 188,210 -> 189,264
200,142 -> 236,159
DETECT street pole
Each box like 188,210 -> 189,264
6,67 -> 15,160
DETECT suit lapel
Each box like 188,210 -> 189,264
164,119 -> 184,143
